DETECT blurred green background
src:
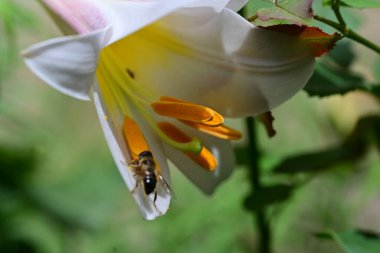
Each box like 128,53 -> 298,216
1,1 -> 379,253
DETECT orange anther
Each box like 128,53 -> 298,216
181,121 -> 242,140
123,116 -> 149,159
151,101 -> 214,122
201,111 -> 224,127
158,97 -> 224,126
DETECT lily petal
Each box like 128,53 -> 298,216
109,7 -> 314,117
93,83 -> 170,220
163,123 -> 235,195
23,0 -> 234,100
22,27 -> 111,100
38,0 -> 110,35
105,0 -> 232,44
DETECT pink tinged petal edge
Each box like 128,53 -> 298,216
40,0 -> 110,34
93,83 -> 170,220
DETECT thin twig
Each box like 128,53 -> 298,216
314,15 -> 380,54
332,0 -> 346,28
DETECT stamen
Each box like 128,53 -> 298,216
135,101 -> 203,155
158,97 -> 224,126
123,116 -> 162,174
158,122 -> 217,171
151,101 -> 214,122
181,121 -> 242,140
200,111 -> 224,127
123,116 -> 149,159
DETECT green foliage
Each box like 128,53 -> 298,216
249,0 -> 313,26
244,184 -> 295,211
246,0 -> 273,17
323,0 -> 380,8
252,7 -> 313,26
273,116 -> 380,174
304,41 -> 368,97
276,0 -> 314,18
273,145 -> 364,174
317,230 -> 380,253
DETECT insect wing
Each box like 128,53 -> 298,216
157,174 -> 175,199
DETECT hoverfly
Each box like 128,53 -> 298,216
129,151 -> 172,211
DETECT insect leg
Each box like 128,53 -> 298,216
130,180 -> 139,194
152,190 -> 162,215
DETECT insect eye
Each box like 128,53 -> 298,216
138,151 -> 153,160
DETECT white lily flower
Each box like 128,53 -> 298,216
22,0 -> 315,220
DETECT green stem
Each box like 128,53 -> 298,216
332,0 -> 346,28
245,117 -> 272,253
314,15 -> 380,55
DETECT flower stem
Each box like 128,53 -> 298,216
245,117 -> 272,253
314,15 -> 380,55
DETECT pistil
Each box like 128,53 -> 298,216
158,122 -> 217,171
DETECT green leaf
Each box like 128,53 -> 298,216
317,230 -> 380,253
273,116 -> 380,174
328,41 -> 355,68
276,0 -> 314,19
246,0 -> 273,16
251,0 -> 313,27
273,143 -> 365,174
244,184 -> 295,211
304,42 -> 367,97
324,0 -> 380,8
304,61 -> 365,97
253,7 -> 313,26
